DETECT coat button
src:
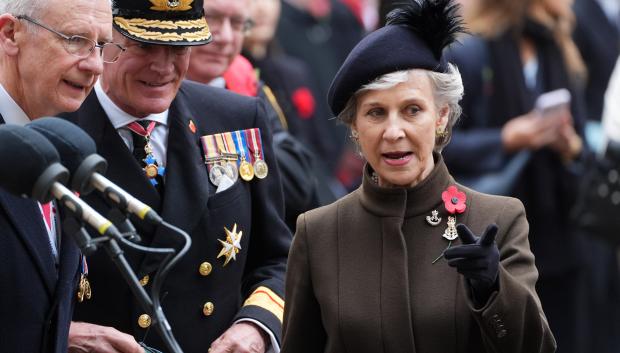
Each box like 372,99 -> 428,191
199,262 -> 213,276
203,302 -> 215,316
138,314 -> 151,328
497,329 -> 507,338
140,275 -> 150,286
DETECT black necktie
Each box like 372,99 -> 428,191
131,120 -> 149,164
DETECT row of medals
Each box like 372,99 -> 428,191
206,152 -> 268,187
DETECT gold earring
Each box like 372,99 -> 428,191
436,127 -> 448,139
350,130 -> 359,141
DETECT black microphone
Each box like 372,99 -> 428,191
0,125 -> 123,254
27,117 -> 163,225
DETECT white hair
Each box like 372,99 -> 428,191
338,63 -> 464,151
0,0 -> 113,17
0,0 -> 45,18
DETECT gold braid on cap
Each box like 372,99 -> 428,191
114,17 -> 211,42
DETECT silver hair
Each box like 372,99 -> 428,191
0,0 -> 113,18
338,63 -> 464,152
0,0 -> 45,18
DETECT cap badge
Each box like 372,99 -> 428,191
150,0 -> 193,11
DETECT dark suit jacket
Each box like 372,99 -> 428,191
62,81 -> 291,353
282,157 -> 555,353
0,115 -> 80,353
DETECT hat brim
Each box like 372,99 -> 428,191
113,15 -> 212,46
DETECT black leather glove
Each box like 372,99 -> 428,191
444,224 -> 500,306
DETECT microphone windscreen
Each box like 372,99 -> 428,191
27,117 -> 96,173
0,125 -> 60,196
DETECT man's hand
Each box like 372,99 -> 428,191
68,322 -> 143,353
209,322 -> 268,353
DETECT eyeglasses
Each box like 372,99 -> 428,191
16,15 -> 126,63
204,13 -> 254,35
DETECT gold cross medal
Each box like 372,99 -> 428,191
76,256 -> 92,302
217,223 -> 243,266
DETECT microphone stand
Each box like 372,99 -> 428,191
62,211 -> 188,353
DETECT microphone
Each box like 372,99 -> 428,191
27,117 -> 163,225
0,125 -> 120,254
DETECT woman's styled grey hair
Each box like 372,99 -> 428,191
337,63 -> 464,152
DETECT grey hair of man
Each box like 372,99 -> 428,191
337,63 -> 464,152
0,0 -> 113,20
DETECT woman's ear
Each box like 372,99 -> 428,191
437,105 -> 450,131
0,15 -> 20,56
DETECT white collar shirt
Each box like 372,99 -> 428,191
94,80 -> 169,166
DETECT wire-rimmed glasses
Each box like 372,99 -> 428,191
16,15 -> 125,63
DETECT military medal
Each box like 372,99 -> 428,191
220,133 -> 240,183
234,130 -> 254,181
217,223 -> 243,266
201,134 -> 226,186
76,256 -> 92,302
247,128 -> 268,179
126,120 -> 165,186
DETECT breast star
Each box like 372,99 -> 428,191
217,223 -> 243,266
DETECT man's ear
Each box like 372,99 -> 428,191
0,14 -> 20,56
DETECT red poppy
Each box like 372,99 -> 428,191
292,87 -> 316,119
442,185 -> 467,214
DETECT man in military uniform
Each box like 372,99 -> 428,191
62,1 -> 291,352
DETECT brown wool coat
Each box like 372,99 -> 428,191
281,157 -> 556,353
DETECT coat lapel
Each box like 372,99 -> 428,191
137,98 -> 210,275
0,191 -> 57,295
158,99 -> 209,236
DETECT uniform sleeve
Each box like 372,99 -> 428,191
233,98 -> 292,346
466,197 -> 557,353
280,213 -> 327,353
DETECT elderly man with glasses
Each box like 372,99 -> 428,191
0,0 -> 143,353
61,0 -> 292,353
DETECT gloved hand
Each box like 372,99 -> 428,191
444,224 -> 500,305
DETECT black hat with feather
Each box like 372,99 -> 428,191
327,0 -> 464,116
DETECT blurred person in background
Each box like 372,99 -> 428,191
573,0 -> 620,151
276,0 -> 364,192
444,0 -> 590,351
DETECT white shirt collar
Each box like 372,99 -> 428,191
209,77 -> 226,89
0,83 -> 31,125
94,80 -> 169,129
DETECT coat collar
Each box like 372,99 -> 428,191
359,153 -> 454,218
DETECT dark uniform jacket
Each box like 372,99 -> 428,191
282,155 -> 556,353
62,81 -> 291,353
0,115 -> 80,353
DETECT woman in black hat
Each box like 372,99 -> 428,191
280,1 -> 556,352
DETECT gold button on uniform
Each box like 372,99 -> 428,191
199,262 -> 213,276
140,275 -> 150,286
138,314 -> 151,328
203,302 -> 214,316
